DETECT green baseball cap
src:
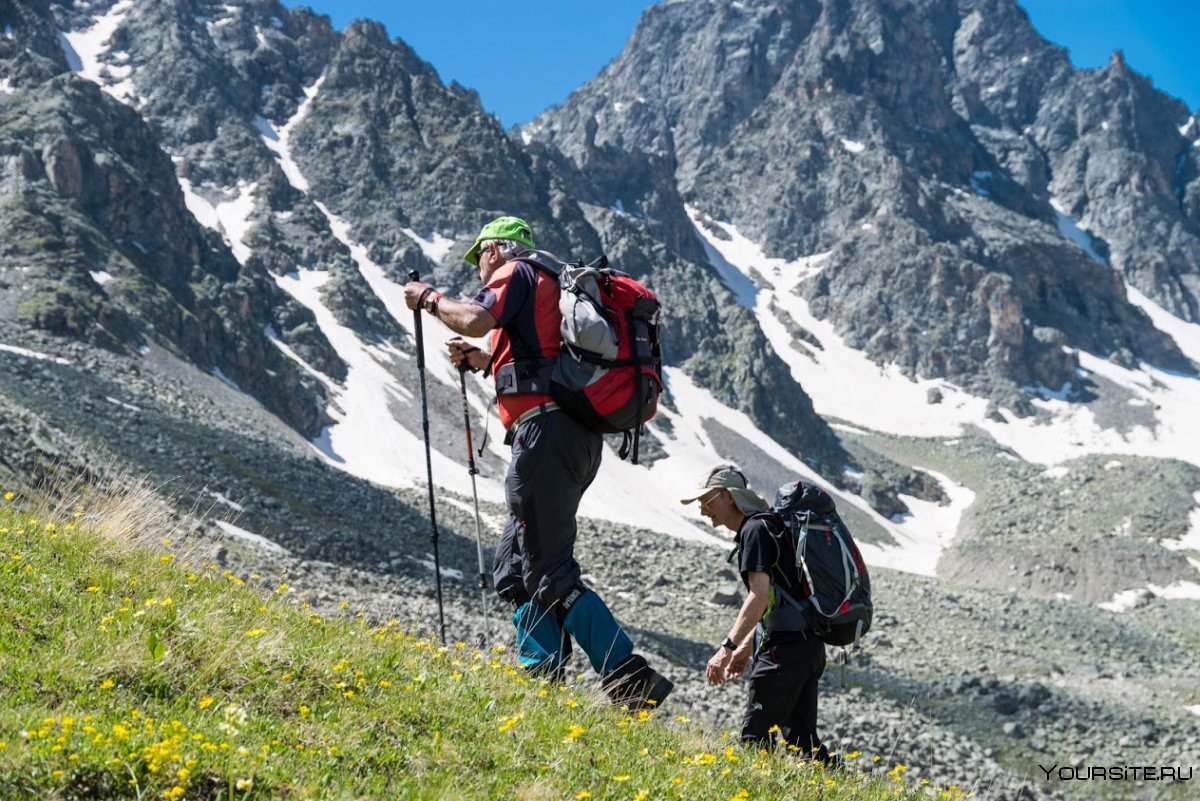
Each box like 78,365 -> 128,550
463,216 -> 536,266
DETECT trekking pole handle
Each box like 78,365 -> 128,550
408,270 -> 425,370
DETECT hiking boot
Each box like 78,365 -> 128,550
600,654 -> 674,710
631,667 -> 674,710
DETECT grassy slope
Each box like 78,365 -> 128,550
0,491 -> 944,801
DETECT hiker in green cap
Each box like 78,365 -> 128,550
403,216 -> 673,709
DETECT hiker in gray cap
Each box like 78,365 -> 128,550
682,463 -> 834,764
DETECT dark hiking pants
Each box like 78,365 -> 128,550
493,408 -> 601,612
493,409 -> 634,675
740,636 -> 830,762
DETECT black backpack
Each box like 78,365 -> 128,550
768,480 -> 873,648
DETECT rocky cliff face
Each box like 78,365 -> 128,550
0,14 -> 335,434
2,0 -> 851,479
523,0 -> 1200,409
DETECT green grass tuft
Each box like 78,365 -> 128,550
0,488 -> 946,800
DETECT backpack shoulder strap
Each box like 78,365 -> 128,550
751,511 -> 791,549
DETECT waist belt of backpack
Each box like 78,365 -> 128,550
509,402 -> 560,430
765,584 -> 811,633
504,402 -> 560,445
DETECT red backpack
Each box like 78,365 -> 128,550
529,254 -> 662,464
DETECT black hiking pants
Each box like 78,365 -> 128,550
740,634 -> 830,762
493,408 -> 602,610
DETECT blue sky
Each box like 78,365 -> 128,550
280,1 -> 1199,126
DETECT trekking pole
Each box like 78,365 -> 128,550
457,358 -> 492,642
408,270 -> 446,645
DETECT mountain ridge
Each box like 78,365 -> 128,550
3,2 -> 1200,798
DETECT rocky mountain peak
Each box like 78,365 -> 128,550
524,0 -> 1199,408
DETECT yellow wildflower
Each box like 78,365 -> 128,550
99,679 -> 115,690
198,697 -> 214,709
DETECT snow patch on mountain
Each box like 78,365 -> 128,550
1102,576 -> 1200,609
210,366 -> 244,392
685,206 -> 759,308
215,520 -> 288,555
208,491 -> 245,513
1098,589 -> 1148,612
175,175 -> 258,265
59,0 -> 139,104
410,555 -> 464,581
1161,492 -> 1200,555
1050,197 -> 1107,265
105,395 -> 139,413
401,229 -> 457,264
263,324 -> 337,390
1099,493 -> 1200,610
259,75 -> 326,193
691,215 -> 983,437
0,343 -> 72,365
876,468 -> 976,576
691,215 -> 1200,472
272,267 -> 475,494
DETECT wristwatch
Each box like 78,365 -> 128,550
720,636 -> 737,652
